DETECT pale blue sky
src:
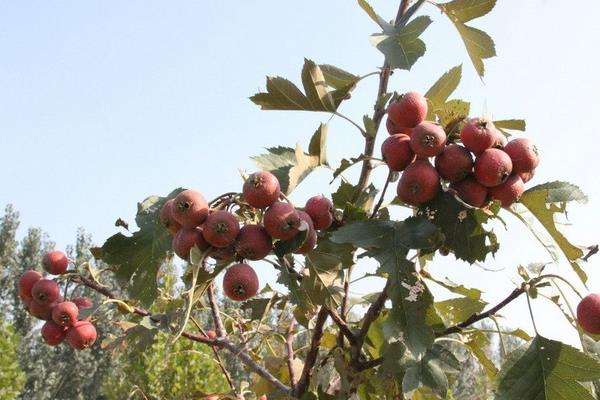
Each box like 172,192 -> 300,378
1,1 -> 599,345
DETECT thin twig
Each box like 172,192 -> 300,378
207,282 -> 226,337
370,169 -> 393,218
286,318 -> 298,390
327,308 -> 358,346
295,307 -> 329,397
333,111 -> 367,136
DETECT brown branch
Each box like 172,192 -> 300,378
207,281 -> 226,337
295,307 -> 329,397
74,274 -> 292,395
582,244 -> 598,261
327,308 -> 358,346
439,286 -> 526,336
358,280 -> 390,343
338,265 -> 353,347
286,318 -> 298,390
353,0 -> 411,203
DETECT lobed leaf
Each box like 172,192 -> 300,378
496,335 -> 600,399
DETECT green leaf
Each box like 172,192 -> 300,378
252,124 -> 328,195
403,353 -> 449,398
332,217 -> 444,357
303,248 -> 345,310
418,191 -> 499,263
465,330 -> 498,378
250,59 -> 357,112
91,189 -> 183,307
370,16 -> 432,70
494,119 -> 526,136
273,229 -> 308,257
363,115 -> 377,138
425,65 -> 463,107
435,99 -> 470,128
332,181 -> 379,222
421,271 -> 482,300
431,297 -> 486,327
331,156 -> 365,182
497,335 -> 600,400
516,181 -> 589,282
438,0 -> 497,77
357,0 -> 393,31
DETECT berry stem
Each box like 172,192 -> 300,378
333,111 -> 367,136
370,169 -> 394,218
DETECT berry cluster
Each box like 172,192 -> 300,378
384,92 -> 539,208
18,250 -> 97,349
160,173 -> 334,302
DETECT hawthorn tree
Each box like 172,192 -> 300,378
13,1 -> 600,399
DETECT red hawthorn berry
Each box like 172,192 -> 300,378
259,396 -> 268,400
434,144 -> 474,183
504,137 -> 539,174
460,118 -> 499,155
410,122 -> 447,157
222,263 -> 259,301
492,130 -> 508,149
66,320 -> 98,350
243,171 -> 281,209
31,279 -> 60,306
202,210 -> 240,248
18,270 -> 42,301
235,224 -> 272,261
42,250 -> 69,275
29,300 -> 56,321
206,330 -> 217,339
159,199 -> 182,235
386,117 -> 412,136
263,202 -> 301,240
41,321 -> 67,346
294,210 -> 317,254
450,177 -> 488,208
519,169 -> 535,184
72,297 -> 93,310
488,174 -> 525,208
387,92 -> 428,129
381,134 -> 415,172
210,245 -> 236,263
304,195 -> 334,230
52,301 -> 79,327
397,160 -> 440,206
172,189 -> 209,228
474,148 -> 513,187
172,226 -> 210,260
577,293 -> 600,335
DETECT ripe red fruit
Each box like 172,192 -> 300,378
159,199 -> 182,235
41,321 -> 67,346
210,245 -> 236,263
460,118 -> 499,155
235,224 -> 272,260
42,251 -> 69,275
577,294 -> 600,335
31,279 -> 60,306
450,177 -> 488,208
504,137 -> 539,173
519,169 -> 535,183
202,211 -> 240,248
294,211 -> 317,254
206,330 -> 217,339
397,160 -> 440,206
172,226 -> 210,260
386,117 -> 412,136
29,300 -> 56,320
488,174 -> 525,208
304,195 -> 334,230
410,122 -> 447,157
172,189 -> 209,228
72,297 -> 93,310
263,202 -> 301,240
387,92 -> 428,129
52,301 -> 79,327
492,131 -> 508,149
66,320 -> 98,350
474,148 -> 513,187
434,144 -> 473,182
223,263 -> 259,301
243,171 -> 281,209
381,134 -> 415,172
18,270 -> 42,301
